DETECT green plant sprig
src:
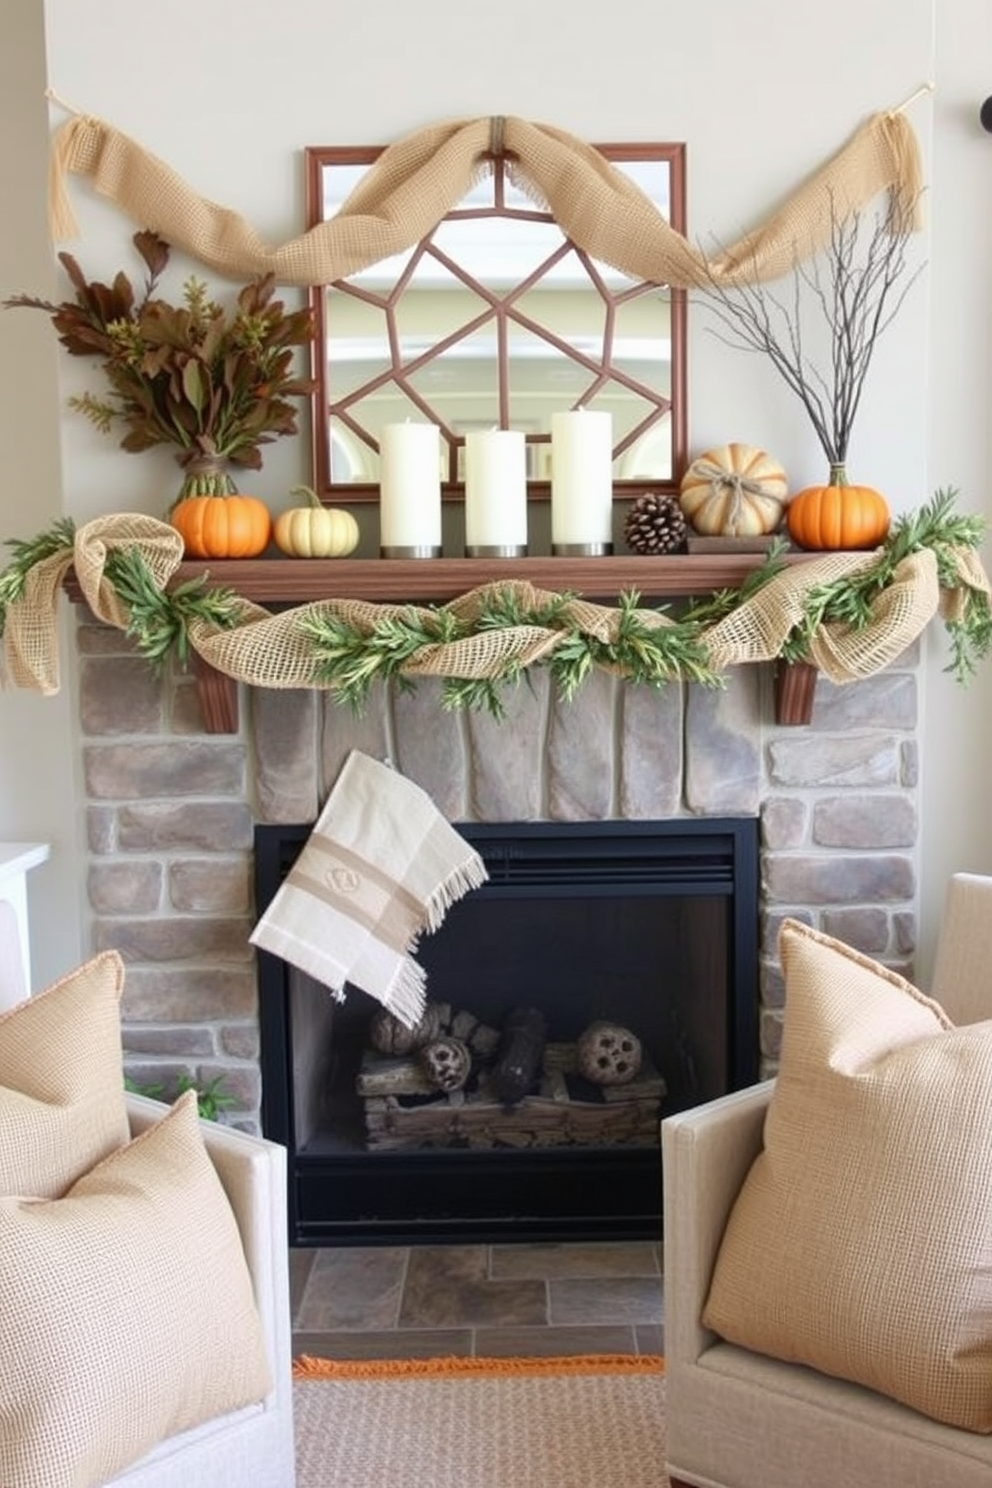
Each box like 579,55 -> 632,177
0,517 -> 77,639
102,546 -> 244,670
777,489 -> 992,680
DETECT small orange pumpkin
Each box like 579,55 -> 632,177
170,494 -> 272,559
786,467 -> 890,551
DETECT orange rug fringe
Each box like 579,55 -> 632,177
293,1353 -> 664,1381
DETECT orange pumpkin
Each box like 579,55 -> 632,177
170,494 -> 272,558
786,468 -> 890,550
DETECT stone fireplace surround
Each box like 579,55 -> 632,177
76,609 -> 920,1132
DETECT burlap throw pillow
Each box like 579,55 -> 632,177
0,950 -> 130,1196
0,1090 -> 272,1488
702,918 -> 992,1432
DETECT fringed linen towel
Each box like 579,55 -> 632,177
249,750 -> 487,1027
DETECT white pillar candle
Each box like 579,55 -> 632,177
550,409 -> 614,553
464,429 -> 528,555
379,422 -> 442,555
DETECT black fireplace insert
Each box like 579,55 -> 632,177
255,816 -> 759,1246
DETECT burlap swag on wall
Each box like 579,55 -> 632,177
48,108 -> 924,289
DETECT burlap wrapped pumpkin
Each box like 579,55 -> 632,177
680,443 -> 787,537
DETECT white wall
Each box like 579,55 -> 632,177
2,0 -> 988,981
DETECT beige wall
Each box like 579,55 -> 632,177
2,0 -> 990,984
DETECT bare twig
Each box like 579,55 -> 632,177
695,194 -> 925,471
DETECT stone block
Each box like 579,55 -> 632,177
813,794 -> 917,848
767,735 -> 899,788
87,806 -> 117,854
117,802 -> 253,852
320,683 -> 390,796
901,739 -> 919,787
618,683 -> 682,818
819,906 -> 890,953
811,674 -> 917,730
219,1024 -> 260,1059
684,670 -> 761,815
84,742 -> 246,799
121,967 -> 257,1022
79,656 -> 164,735
761,907 -> 812,956
75,619 -> 140,655
761,798 -> 807,849
764,854 -> 914,905
92,916 -> 255,962
252,687 -> 320,823
193,1061 -> 262,1113
123,1026 -> 216,1057
168,858 -> 251,914
467,672 -> 549,822
393,679 -> 467,820
168,675 -> 207,733
893,910 -> 917,957
546,670 -> 615,820
88,861 -> 162,914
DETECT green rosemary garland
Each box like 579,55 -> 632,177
0,517 -> 78,639
0,491 -> 988,710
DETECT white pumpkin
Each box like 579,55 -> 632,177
680,443 -> 787,537
273,485 -> 360,558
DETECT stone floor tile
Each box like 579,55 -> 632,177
474,1325 -> 638,1357
289,1247 -> 316,1318
635,1323 -> 665,1355
295,1246 -> 408,1331
293,1329 -> 473,1361
400,1244 -> 547,1328
548,1275 -> 663,1327
490,1241 -> 660,1280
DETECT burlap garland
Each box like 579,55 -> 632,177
3,515 -> 988,702
46,107 -> 923,291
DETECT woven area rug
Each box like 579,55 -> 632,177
292,1354 -> 668,1488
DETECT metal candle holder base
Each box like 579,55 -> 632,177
464,544 -> 528,558
551,541 -> 614,557
380,545 -> 444,559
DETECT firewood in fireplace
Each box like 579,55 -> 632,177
369,1001 -> 442,1056
492,1006 -> 548,1108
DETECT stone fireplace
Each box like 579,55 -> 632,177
77,607 -> 920,1140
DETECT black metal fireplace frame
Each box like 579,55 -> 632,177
255,816 -> 759,1247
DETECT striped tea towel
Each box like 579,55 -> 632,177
249,750 -> 487,1027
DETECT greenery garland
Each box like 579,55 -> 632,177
0,490 -> 989,717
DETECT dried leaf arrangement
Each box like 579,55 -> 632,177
2,231 -> 316,499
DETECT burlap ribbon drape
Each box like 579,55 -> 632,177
47,108 -> 923,290
4,516 -> 986,700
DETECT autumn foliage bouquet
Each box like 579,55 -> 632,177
3,230 -> 316,500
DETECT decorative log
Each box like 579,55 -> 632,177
491,1006 -> 548,1107
356,1052 -> 434,1097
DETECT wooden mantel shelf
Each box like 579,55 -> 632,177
65,551 -> 822,731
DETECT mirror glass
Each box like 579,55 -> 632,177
305,141 -> 686,502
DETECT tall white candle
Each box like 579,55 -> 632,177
379,422 -> 442,554
464,429 -> 528,553
550,409 -> 614,551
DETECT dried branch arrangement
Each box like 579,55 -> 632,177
697,196 -> 924,477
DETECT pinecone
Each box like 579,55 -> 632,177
623,492 -> 687,555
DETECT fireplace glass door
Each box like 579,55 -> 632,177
255,817 -> 759,1246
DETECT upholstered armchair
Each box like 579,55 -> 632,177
0,908 -> 297,1488
661,873 -> 992,1488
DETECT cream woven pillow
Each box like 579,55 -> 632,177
702,917 -> 992,1432
0,1090 -> 272,1488
0,949 -> 130,1196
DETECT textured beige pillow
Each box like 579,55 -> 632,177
0,949 -> 130,1197
702,918 -> 992,1432
0,1090 -> 272,1488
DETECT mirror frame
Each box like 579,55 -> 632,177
304,140 -> 687,505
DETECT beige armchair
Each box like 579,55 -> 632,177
661,873 -> 992,1488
